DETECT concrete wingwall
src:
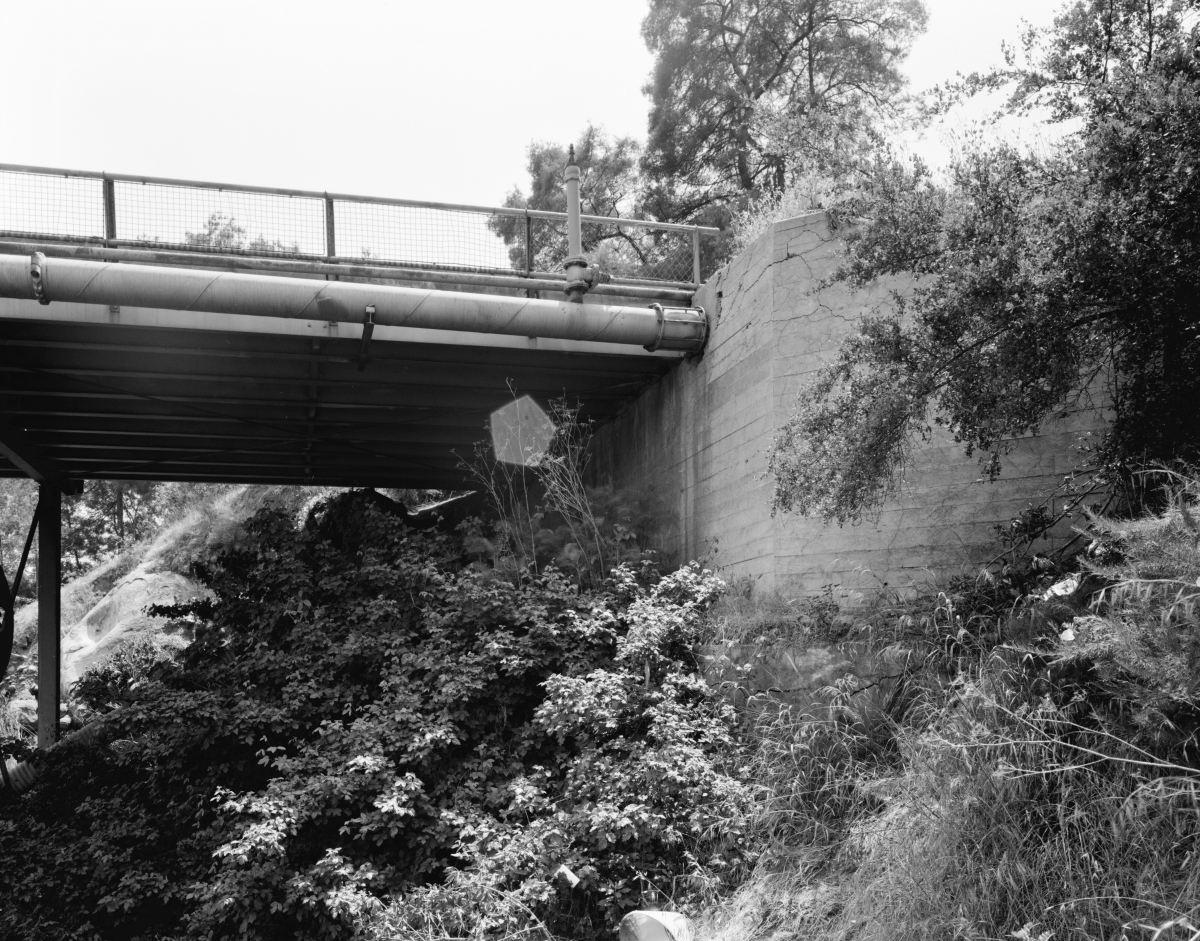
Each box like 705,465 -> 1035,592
588,211 -> 1107,600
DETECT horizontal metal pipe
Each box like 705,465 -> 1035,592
0,254 -> 708,353
0,240 -> 696,301
0,162 -> 721,236
0,234 -> 702,292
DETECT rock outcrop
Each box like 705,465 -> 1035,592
60,561 -> 207,687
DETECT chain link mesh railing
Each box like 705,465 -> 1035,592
333,200 -> 514,271
0,164 -> 717,285
115,180 -> 327,256
0,169 -> 104,241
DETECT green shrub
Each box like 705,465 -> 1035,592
0,491 -> 748,941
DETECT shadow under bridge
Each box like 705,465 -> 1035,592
0,257 -> 706,490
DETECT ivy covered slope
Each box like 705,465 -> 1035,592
0,491 -> 751,941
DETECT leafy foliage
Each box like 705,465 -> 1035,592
769,0 -> 1200,522
460,398 -> 676,586
61,481 -> 163,578
185,212 -> 299,254
699,471 -> 1200,941
490,126 -> 645,272
0,491 -> 747,940
640,0 -> 927,219
488,125 -> 705,280
2,480 -> 228,604
495,2 -> 929,275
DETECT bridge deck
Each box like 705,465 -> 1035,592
0,297 -> 677,489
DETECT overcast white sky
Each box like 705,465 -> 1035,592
0,0 -> 1060,206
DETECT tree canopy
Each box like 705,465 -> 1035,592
491,126 -> 705,281
489,125 -> 646,273
769,0 -> 1200,523
640,0 -> 928,220
497,1 -> 928,272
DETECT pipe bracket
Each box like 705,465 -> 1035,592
29,252 -> 50,305
644,303 -> 666,352
357,304 -> 376,371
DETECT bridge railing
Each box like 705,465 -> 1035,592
0,163 -> 720,289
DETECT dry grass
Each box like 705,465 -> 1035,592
830,682 -> 1200,941
704,588 -> 849,648
0,694 -> 34,753
696,472 -> 1200,941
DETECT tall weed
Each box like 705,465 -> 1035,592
460,397 -> 672,585
699,470 -> 1200,941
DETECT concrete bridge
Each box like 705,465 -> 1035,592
0,162 -> 1104,750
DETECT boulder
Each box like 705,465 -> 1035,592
6,697 -> 36,730
60,561 -> 210,687
619,911 -> 693,941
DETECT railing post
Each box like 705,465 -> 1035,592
523,211 -> 540,298
692,227 -> 701,285
524,211 -> 532,275
36,483 -> 61,749
324,195 -> 336,259
103,174 -> 117,246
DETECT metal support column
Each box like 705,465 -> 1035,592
36,484 -> 60,749
692,227 -> 702,286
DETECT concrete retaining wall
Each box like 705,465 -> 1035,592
589,211 -> 1107,599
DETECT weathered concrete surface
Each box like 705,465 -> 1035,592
590,211 -> 1107,599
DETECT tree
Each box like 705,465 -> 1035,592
640,0 -> 928,221
768,0 -> 1200,523
0,480 -> 39,603
185,212 -> 298,253
490,125 -> 692,279
2,479 -> 160,592
60,481 -> 163,576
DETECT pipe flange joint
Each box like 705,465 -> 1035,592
564,257 -> 599,301
643,303 -> 707,353
645,303 -> 667,352
29,252 -> 50,305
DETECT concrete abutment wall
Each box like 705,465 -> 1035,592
589,211 -> 1106,600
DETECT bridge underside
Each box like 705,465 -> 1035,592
0,298 -> 676,489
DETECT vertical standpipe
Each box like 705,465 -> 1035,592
563,145 -> 590,303
565,148 -> 582,259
